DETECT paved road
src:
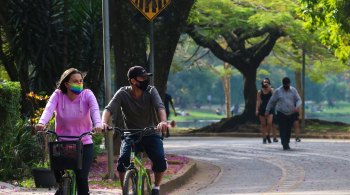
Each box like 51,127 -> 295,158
164,137 -> 350,195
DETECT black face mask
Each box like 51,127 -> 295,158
283,85 -> 290,90
136,79 -> 149,91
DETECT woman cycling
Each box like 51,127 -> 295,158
35,68 -> 102,195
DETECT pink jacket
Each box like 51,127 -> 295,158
39,89 -> 102,145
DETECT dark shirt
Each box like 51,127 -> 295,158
105,86 -> 165,129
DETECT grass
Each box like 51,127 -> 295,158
305,123 -> 350,133
168,102 -> 350,134
169,109 -> 224,121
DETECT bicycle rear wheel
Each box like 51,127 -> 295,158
141,170 -> 152,195
122,169 -> 138,195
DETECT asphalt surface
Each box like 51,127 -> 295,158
1,132 -> 349,195
165,136 -> 350,194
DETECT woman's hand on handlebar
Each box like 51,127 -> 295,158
93,126 -> 104,133
35,123 -> 46,132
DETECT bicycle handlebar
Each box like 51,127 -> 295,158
107,126 -> 169,144
39,130 -> 94,141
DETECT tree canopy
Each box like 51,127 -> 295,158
299,0 -> 350,61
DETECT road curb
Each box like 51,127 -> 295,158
160,158 -> 196,195
171,132 -> 350,139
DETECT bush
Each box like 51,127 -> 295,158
0,81 -> 21,138
0,82 -> 43,181
93,133 -> 104,160
0,120 -> 42,181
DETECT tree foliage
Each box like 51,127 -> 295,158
0,0 -> 104,115
299,0 -> 350,61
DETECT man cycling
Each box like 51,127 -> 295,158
102,66 -> 167,195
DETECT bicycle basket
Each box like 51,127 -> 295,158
49,140 -> 83,170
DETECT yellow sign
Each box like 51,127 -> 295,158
130,0 -> 171,21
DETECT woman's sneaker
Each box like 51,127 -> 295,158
266,136 -> 272,143
273,138 -> 279,142
296,137 -> 301,142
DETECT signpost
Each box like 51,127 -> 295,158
129,0 -> 171,21
129,0 -> 171,84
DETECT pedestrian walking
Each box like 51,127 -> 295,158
256,78 -> 278,144
265,77 -> 302,150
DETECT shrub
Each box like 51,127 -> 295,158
0,120 -> 42,181
93,133 -> 104,160
0,82 -> 43,181
0,81 -> 21,139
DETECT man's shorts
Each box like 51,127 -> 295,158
117,134 -> 167,173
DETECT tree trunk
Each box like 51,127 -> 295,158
222,63 -> 231,118
18,60 -> 32,116
294,70 -> 302,95
110,0 -> 195,96
110,0 -> 148,90
241,69 -> 258,121
109,0 -> 195,152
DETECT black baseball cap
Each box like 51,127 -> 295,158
127,66 -> 153,79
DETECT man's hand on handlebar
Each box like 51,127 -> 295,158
102,122 -> 109,131
157,121 -> 168,134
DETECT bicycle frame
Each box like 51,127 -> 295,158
130,145 -> 152,194
109,127 -> 161,195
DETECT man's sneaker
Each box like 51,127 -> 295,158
152,188 -> 160,195
273,138 -> 279,142
54,189 -> 62,195
296,137 -> 301,142
283,144 -> 291,150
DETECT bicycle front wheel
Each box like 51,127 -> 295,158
61,176 -> 72,195
122,169 -> 138,195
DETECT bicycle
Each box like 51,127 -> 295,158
43,130 -> 93,195
108,126 -> 169,195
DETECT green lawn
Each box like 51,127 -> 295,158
169,109 -> 224,121
168,102 -> 350,133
